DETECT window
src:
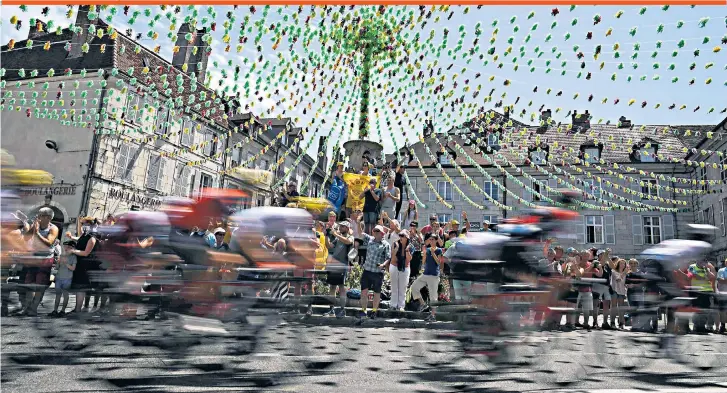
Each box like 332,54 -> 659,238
260,158 -> 269,171
704,206 -> 715,226
202,128 -> 218,158
530,150 -> 547,165
643,216 -> 662,245
173,163 -> 191,197
199,173 -> 214,193
487,133 -> 499,147
257,197 -> 265,207
584,179 -> 601,198
154,105 -> 169,135
722,198 -> 727,236
533,182 -> 542,202
281,131 -> 288,146
641,178 -> 658,198
585,215 -> 604,244
721,155 -> 727,182
483,180 -> 499,202
437,180 -> 453,201
438,153 -> 451,165
181,119 -> 195,147
584,147 -> 600,163
125,92 -> 142,123
230,146 -> 242,167
146,154 -> 167,191
437,213 -> 452,224
698,166 -> 707,191
640,147 -> 656,162
114,143 -> 137,183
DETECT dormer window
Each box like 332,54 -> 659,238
487,133 -> 499,147
438,154 -> 451,165
639,147 -> 656,162
584,147 -> 600,163
530,150 -> 547,165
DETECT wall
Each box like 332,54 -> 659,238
693,136 -> 727,262
0,74 -> 101,226
406,162 -> 694,259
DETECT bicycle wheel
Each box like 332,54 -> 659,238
663,332 -> 725,371
588,330 -> 659,371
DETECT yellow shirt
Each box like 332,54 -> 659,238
314,231 -> 328,270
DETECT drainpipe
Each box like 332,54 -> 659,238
78,72 -> 109,217
501,171 -> 507,219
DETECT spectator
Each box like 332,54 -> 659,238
482,219 -> 493,232
593,249 -> 613,329
21,207 -> 59,316
687,259 -> 717,333
383,215 -> 400,245
279,182 -> 300,207
325,221 -> 354,318
386,229 -> 413,311
408,221 -> 424,278
410,233 -> 444,321
357,225 -> 391,320
716,258 -> 727,334
421,215 -> 444,238
212,228 -> 229,251
347,209 -> 364,239
610,258 -> 628,329
50,241 -> 76,316
380,177 -> 401,219
401,200 -> 418,229
327,163 -> 348,220
359,161 -> 372,176
68,225 -> 98,315
393,165 -> 407,220
573,254 -> 596,330
359,178 -> 381,234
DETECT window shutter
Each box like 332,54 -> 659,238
125,146 -> 139,182
575,215 -> 586,244
115,143 -> 130,180
632,215 -> 644,246
191,170 -> 200,197
146,155 -> 161,190
216,138 -> 224,161
523,179 -> 532,203
722,198 -> 726,236
604,215 -> 616,244
156,158 -> 167,191
453,179 -> 461,201
429,181 -> 435,201
662,215 -> 674,240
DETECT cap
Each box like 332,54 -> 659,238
373,225 -> 385,233
596,249 -> 606,256
409,200 -> 415,205
398,229 -> 410,238
451,219 -> 460,225
337,162 -> 344,167
566,247 -> 577,254
214,227 -> 226,235
483,220 -> 491,225
339,221 -> 351,228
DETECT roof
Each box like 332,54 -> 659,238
387,110 -> 714,167
1,22 -> 230,131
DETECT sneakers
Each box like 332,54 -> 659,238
48,311 -> 58,317
424,314 -> 436,323
335,308 -> 345,319
357,310 -> 367,319
601,322 -> 612,330
323,308 -> 336,317
368,310 -> 377,320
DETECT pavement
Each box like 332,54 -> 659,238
2,294 -> 727,393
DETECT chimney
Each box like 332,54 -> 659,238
172,23 -> 210,83
540,109 -> 552,123
27,19 -> 48,40
571,110 -> 578,125
68,6 -> 98,59
618,115 -> 632,129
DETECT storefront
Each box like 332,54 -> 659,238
19,183 -> 82,231
86,178 -> 163,217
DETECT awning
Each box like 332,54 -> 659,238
230,168 -> 274,188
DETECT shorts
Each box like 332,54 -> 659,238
24,268 -> 51,286
360,270 -> 384,293
716,293 -> 727,311
363,211 -> 378,225
576,291 -> 594,312
325,268 -> 348,287
593,284 -> 611,301
55,278 -> 72,292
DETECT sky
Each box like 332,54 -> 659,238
1,5 -> 725,162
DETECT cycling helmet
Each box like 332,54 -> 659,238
686,224 -> 717,242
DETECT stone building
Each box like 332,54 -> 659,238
687,116 -> 727,262
390,110 -> 716,258
1,6 -> 328,224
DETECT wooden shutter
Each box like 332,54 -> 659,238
155,106 -> 168,135
575,215 -> 585,244
662,215 -> 674,240
453,178 -> 461,201
115,143 -> 130,180
632,215 -> 644,246
604,215 -> 616,244
156,158 -> 167,191
429,180 -> 435,201
523,179 -> 532,203
722,198 -> 726,236
124,146 -> 139,182
146,154 -> 161,190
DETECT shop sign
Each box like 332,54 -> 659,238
108,188 -> 162,210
